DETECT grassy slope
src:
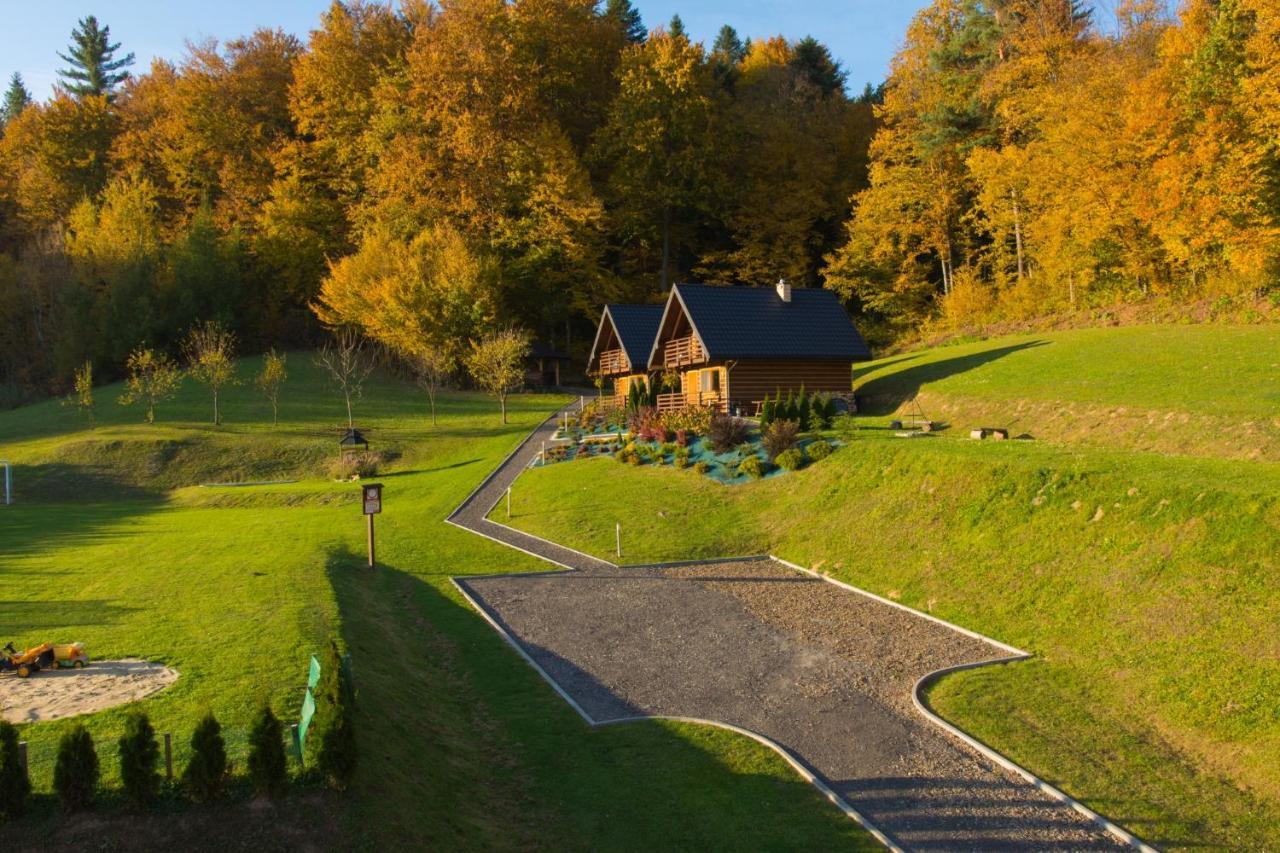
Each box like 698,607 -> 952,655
853,325 -> 1280,460
0,358 -> 873,850
499,324 -> 1280,851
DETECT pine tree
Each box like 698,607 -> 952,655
669,15 -> 687,40
247,704 -> 288,798
603,0 -> 646,45
1,72 -> 31,128
118,712 -> 161,807
0,720 -> 30,819
57,16 -> 135,100
182,712 -> 228,802
791,37 -> 847,97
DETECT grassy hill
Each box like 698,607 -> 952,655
499,324 -> 1280,851
0,357 -> 874,850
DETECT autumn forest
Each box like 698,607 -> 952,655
0,0 -> 1276,403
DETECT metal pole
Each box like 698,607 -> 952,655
506,487 -> 512,519
616,523 -> 621,559
164,733 -> 173,779
367,513 -> 375,568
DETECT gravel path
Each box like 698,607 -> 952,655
449,402 -> 1139,852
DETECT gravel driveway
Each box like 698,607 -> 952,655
448,404 -> 1140,852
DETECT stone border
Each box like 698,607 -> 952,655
450,577 -> 904,853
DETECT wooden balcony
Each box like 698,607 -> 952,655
662,336 -> 705,368
656,391 -> 725,413
597,348 -> 628,375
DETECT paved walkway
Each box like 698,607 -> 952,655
447,403 -> 1143,852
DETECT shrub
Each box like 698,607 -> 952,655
797,387 -> 811,430
812,393 -> 834,428
759,393 -> 775,427
328,451 -> 383,480
737,455 -> 765,479
119,712 -> 161,807
807,439 -> 834,462
627,453 -> 641,466
675,428 -> 688,447
247,704 -> 288,798
318,701 -> 357,791
674,445 -> 691,460
775,448 -> 806,471
627,406 -> 666,441
54,725 -> 99,811
762,419 -> 801,460
674,456 -> 689,469
781,390 -> 797,421
660,442 -> 677,456
707,413 -> 751,453
693,460 -> 711,475
833,413 -> 858,439
0,720 -> 30,819
182,712 -> 228,802
660,405 -> 714,436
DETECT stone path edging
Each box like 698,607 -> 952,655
445,403 -> 1156,852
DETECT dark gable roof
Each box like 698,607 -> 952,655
606,304 -> 665,369
668,284 -> 871,362
528,340 -> 569,361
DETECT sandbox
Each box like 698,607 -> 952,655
0,659 -> 179,723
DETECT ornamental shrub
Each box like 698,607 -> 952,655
0,720 -> 30,819
247,704 -> 287,798
762,419 -> 800,461
693,461 -> 711,475
807,439 -> 834,461
782,389 -> 797,421
54,725 -> 99,811
675,428 -> 688,447
737,455 -> 765,479
759,393 -> 775,428
775,448 -> 806,471
119,712 -> 161,807
182,712 -> 228,802
708,413 -> 751,453
318,701 -> 357,791
797,387 -> 811,430
674,455 -> 689,469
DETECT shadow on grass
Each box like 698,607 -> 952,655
8,462 -> 163,503
0,598 -> 140,630
855,341 -> 1050,415
0,497 -> 166,560
322,546 -> 872,851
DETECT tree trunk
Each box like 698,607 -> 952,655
429,388 -> 437,427
272,398 -> 278,427
1012,190 -> 1026,284
499,392 -> 507,425
213,388 -> 220,426
345,391 -> 354,429
661,206 -> 671,292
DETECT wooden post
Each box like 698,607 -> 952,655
164,733 -> 173,779
290,724 -> 300,763
17,741 -> 26,774
367,513 -> 375,568
506,487 -> 512,519
616,523 -> 621,559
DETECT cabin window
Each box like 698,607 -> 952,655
699,369 -> 720,393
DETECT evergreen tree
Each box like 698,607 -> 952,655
53,726 -> 99,811
669,14 -> 687,40
247,704 -> 288,798
791,36 -> 847,96
0,73 -> 31,128
713,25 -> 746,63
117,712 -> 161,807
603,0 -> 646,45
0,720 -> 30,819
182,712 -> 228,802
57,15 -> 135,100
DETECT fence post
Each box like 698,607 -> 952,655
506,487 -> 512,519
540,441 -> 545,466
290,724 -> 301,764
17,741 -> 26,774
616,523 -> 621,559
1,460 -> 10,506
164,733 -> 173,779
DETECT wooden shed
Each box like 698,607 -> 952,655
525,341 -> 570,387
645,281 -> 871,414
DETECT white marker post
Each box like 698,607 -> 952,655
1,460 -> 9,506
540,441 -> 546,466
615,523 -> 621,559
506,487 -> 512,519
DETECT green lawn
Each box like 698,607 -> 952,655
0,357 -> 874,850
852,325 -> 1280,460
498,324 -> 1280,851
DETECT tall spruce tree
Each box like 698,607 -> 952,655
57,15 -> 134,100
668,14 -> 687,40
1,72 -> 31,128
603,0 -> 646,45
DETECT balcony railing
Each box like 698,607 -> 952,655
656,391 -> 725,413
597,348 -> 628,375
662,336 -> 705,368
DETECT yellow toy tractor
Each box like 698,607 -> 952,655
1,641 -> 89,677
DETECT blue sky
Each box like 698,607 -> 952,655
2,1 -> 930,100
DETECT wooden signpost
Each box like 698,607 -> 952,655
362,483 -> 383,568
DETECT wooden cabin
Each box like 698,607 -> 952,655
586,304 -> 665,405
645,281 -> 871,414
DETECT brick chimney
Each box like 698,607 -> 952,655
776,278 -> 791,303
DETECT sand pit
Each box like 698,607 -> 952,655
0,659 -> 179,723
